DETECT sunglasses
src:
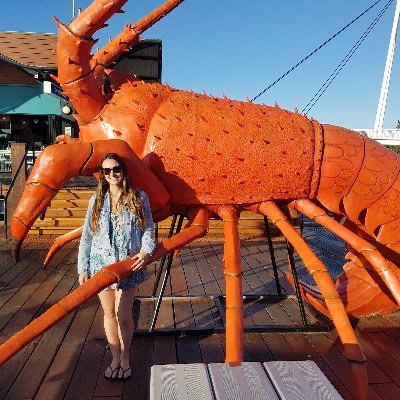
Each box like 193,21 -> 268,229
101,166 -> 122,175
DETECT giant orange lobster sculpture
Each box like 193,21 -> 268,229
2,0 -> 400,398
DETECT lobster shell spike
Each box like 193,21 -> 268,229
67,58 -> 79,65
274,102 -> 280,108
78,88 -> 90,97
85,20 -> 95,29
246,97 -> 252,103
49,73 -> 59,83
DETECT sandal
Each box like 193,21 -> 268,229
104,365 -> 120,380
118,366 -> 132,380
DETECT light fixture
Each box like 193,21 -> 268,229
33,119 -> 39,124
62,105 -> 73,115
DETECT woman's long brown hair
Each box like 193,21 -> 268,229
90,153 -> 147,234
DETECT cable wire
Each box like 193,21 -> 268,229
251,0 -> 384,102
302,0 -> 393,114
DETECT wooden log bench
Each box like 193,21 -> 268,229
150,360 -> 343,400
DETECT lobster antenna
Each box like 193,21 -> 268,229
93,0 -> 185,68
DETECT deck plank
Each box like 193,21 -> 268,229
123,336 -> 154,400
2,254 -> 78,399
64,305 -> 104,400
0,241 -> 78,399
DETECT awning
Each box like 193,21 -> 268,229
0,84 -> 61,115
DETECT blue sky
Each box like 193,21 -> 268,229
2,0 -> 399,129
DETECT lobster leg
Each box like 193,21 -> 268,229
290,199 -> 400,309
43,226 -> 84,268
0,207 -> 209,366
258,201 -> 368,400
217,206 -> 244,365
11,139 -> 171,262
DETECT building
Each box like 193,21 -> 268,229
0,32 -> 162,148
0,30 -> 161,173
0,31 -> 74,151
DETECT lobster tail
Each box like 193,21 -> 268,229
292,125 -> 400,318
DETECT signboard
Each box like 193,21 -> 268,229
43,81 -> 69,101
64,126 -> 72,136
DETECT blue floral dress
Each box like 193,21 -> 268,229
77,190 -> 155,291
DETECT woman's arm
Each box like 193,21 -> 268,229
77,194 -> 96,276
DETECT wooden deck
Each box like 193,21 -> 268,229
0,227 -> 400,399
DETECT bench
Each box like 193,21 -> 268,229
150,360 -> 343,400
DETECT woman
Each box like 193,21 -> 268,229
77,153 -> 155,381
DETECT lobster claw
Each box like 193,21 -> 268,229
11,139 -> 171,262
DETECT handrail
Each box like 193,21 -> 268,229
3,145 -> 32,239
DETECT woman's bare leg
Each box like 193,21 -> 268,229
98,289 -> 120,377
115,287 -> 137,377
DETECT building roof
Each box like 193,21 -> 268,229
0,31 -> 57,69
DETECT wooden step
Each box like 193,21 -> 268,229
28,226 -> 268,236
53,189 -> 94,200
30,188 -> 298,236
43,208 -> 88,218
33,217 -> 85,228
28,227 -> 77,235
50,199 -> 91,208
33,215 -> 267,231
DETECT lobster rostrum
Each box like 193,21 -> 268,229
3,1 -> 400,397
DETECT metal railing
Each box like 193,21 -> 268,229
3,146 -> 34,239
354,128 -> 400,145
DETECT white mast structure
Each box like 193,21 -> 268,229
374,0 -> 400,135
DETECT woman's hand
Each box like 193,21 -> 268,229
78,273 -> 89,285
130,252 -> 150,271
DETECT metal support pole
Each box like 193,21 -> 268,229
285,240 -> 308,327
374,0 -> 400,133
149,215 -> 185,332
263,216 -> 281,295
152,215 -> 178,296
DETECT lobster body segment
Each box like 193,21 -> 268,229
79,81 -> 323,205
